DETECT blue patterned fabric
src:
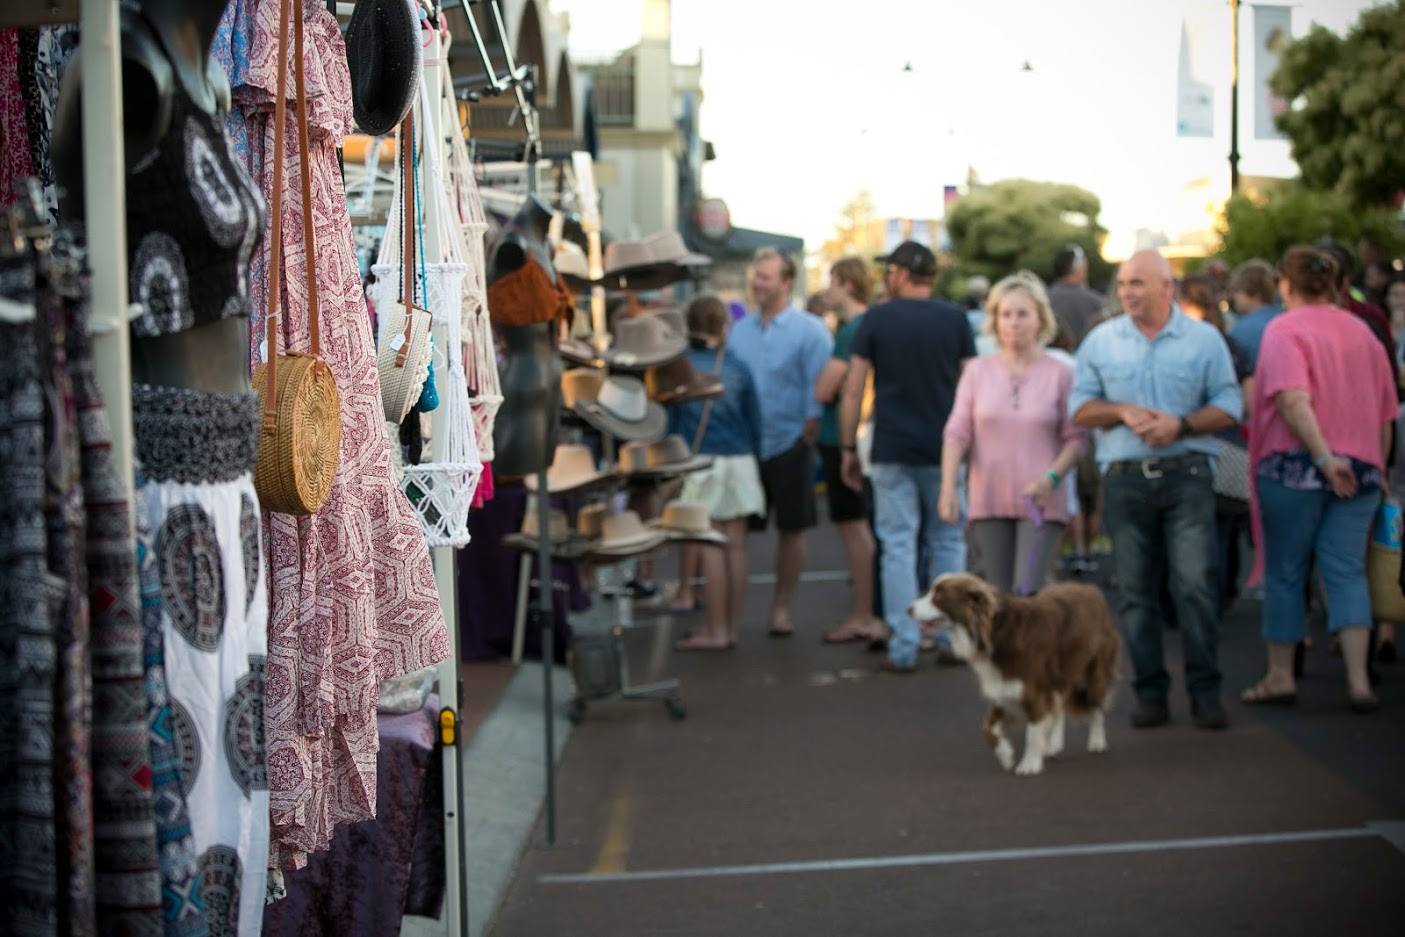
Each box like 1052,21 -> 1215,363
1255,448 -> 1382,493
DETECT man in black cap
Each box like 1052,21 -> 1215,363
838,241 -> 977,673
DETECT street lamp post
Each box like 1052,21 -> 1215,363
1229,0 -> 1242,193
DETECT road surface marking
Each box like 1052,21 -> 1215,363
588,788 -> 634,875
542,826 -> 1382,885
749,570 -> 851,585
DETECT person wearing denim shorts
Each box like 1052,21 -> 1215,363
1071,250 -> 1243,730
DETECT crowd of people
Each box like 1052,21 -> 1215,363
664,235 -> 1402,727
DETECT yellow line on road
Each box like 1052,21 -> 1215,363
589,787 -> 633,874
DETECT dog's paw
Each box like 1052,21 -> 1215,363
1088,733 -> 1108,754
1044,738 -> 1064,759
1014,753 -> 1044,776
994,738 -> 1015,771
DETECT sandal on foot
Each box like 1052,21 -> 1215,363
821,627 -> 869,645
674,635 -> 731,652
1348,691 -> 1380,714
1240,679 -> 1297,706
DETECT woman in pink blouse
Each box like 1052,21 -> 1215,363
940,271 -> 1087,593
1242,246 -> 1397,713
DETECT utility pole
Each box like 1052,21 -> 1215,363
1229,0 -> 1242,193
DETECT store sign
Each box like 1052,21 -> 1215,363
695,198 -> 731,243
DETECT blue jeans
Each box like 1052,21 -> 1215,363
870,462 -> 966,666
1102,458 -> 1220,703
1258,477 -> 1377,643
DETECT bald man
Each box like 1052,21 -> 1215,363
1070,250 -> 1243,731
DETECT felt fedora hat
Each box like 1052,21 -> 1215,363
553,241 -> 598,291
572,374 -> 668,441
576,502 -> 608,540
590,510 -> 668,557
640,230 -> 711,268
620,434 -> 713,477
604,310 -> 687,371
524,443 -> 617,494
649,500 -> 727,546
346,0 -> 423,137
644,354 -> 723,404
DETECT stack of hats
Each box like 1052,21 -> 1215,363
561,369 -> 667,442
601,231 -> 712,291
649,500 -> 727,547
577,504 -> 669,561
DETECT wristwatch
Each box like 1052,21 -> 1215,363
1178,416 -> 1194,439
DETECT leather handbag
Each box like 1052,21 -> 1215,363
377,109 -> 434,424
251,0 -> 342,515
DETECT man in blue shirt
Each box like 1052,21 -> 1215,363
728,248 -> 834,636
1226,259 -> 1281,368
1071,250 -> 1242,731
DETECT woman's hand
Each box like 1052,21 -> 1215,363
1022,474 -> 1056,505
938,487 -> 960,525
1321,456 -> 1358,499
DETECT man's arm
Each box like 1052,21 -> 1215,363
838,354 -> 872,490
815,358 -> 848,405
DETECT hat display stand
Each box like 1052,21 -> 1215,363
373,71 -> 482,548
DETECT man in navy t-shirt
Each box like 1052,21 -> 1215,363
838,241 -> 977,672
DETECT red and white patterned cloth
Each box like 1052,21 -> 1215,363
239,1 -> 449,870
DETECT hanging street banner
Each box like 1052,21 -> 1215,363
1254,5 -> 1292,140
1176,16 -> 1214,138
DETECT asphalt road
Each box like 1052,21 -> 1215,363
487,522 -> 1405,936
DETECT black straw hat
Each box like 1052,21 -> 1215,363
346,0 -> 423,137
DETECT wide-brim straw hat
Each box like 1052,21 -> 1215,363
523,442 -> 618,494
644,354 -> 723,404
346,0 -> 423,136
619,434 -> 713,477
648,500 -> 727,546
571,374 -> 668,442
378,302 -> 433,424
604,309 -> 688,371
590,509 -> 669,556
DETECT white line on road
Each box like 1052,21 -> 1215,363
748,570 -> 851,585
539,826 -> 1384,885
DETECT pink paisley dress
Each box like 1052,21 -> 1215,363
231,0 -> 448,870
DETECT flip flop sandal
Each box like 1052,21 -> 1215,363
1240,681 -> 1297,706
821,629 -> 868,645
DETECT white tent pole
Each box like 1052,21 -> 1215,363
82,0 -> 134,537
422,20 -> 470,937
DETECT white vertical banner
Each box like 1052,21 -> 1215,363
910,219 -> 932,247
1254,5 -> 1291,140
1176,16 -> 1214,138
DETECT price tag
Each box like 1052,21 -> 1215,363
390,333 -> 406,351
258,338 -> 268,362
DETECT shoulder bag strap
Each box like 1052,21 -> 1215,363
293,1 -> 320,359
261,0 -> 293,433
395,107 -> 416,368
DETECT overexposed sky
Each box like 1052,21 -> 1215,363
553,0 -> 1379,256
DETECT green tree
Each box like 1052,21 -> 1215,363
1215,182 -> 1404,268
943,179 -> 1111,294
1271,0 -> 1405,206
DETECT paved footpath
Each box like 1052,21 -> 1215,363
488,525 -> 1405,936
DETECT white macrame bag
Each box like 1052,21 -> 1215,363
442,65 -> 501,462
371,72 -> 483,547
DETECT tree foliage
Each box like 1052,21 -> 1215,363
1271,0 -> 1405,206
1215,182 -> 1404,268
943,179 -> 1111,292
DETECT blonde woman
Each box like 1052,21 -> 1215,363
940,271 -> 1087,593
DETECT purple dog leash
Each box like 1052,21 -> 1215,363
1014,495 -> 1044,597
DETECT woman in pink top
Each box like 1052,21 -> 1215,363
1242,247 -> 1396,714
940,271 -> 1087,593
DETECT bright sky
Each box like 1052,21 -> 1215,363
553,0 -> 1379,257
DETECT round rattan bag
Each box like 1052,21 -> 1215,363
252,0 -> 342,516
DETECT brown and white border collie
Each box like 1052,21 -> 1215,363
909,573 -> 1120,776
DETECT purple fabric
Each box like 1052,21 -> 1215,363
455,484 -> 583,663
262,697 -> 440,937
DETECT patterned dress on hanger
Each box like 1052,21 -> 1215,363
219,0 -> 449,870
